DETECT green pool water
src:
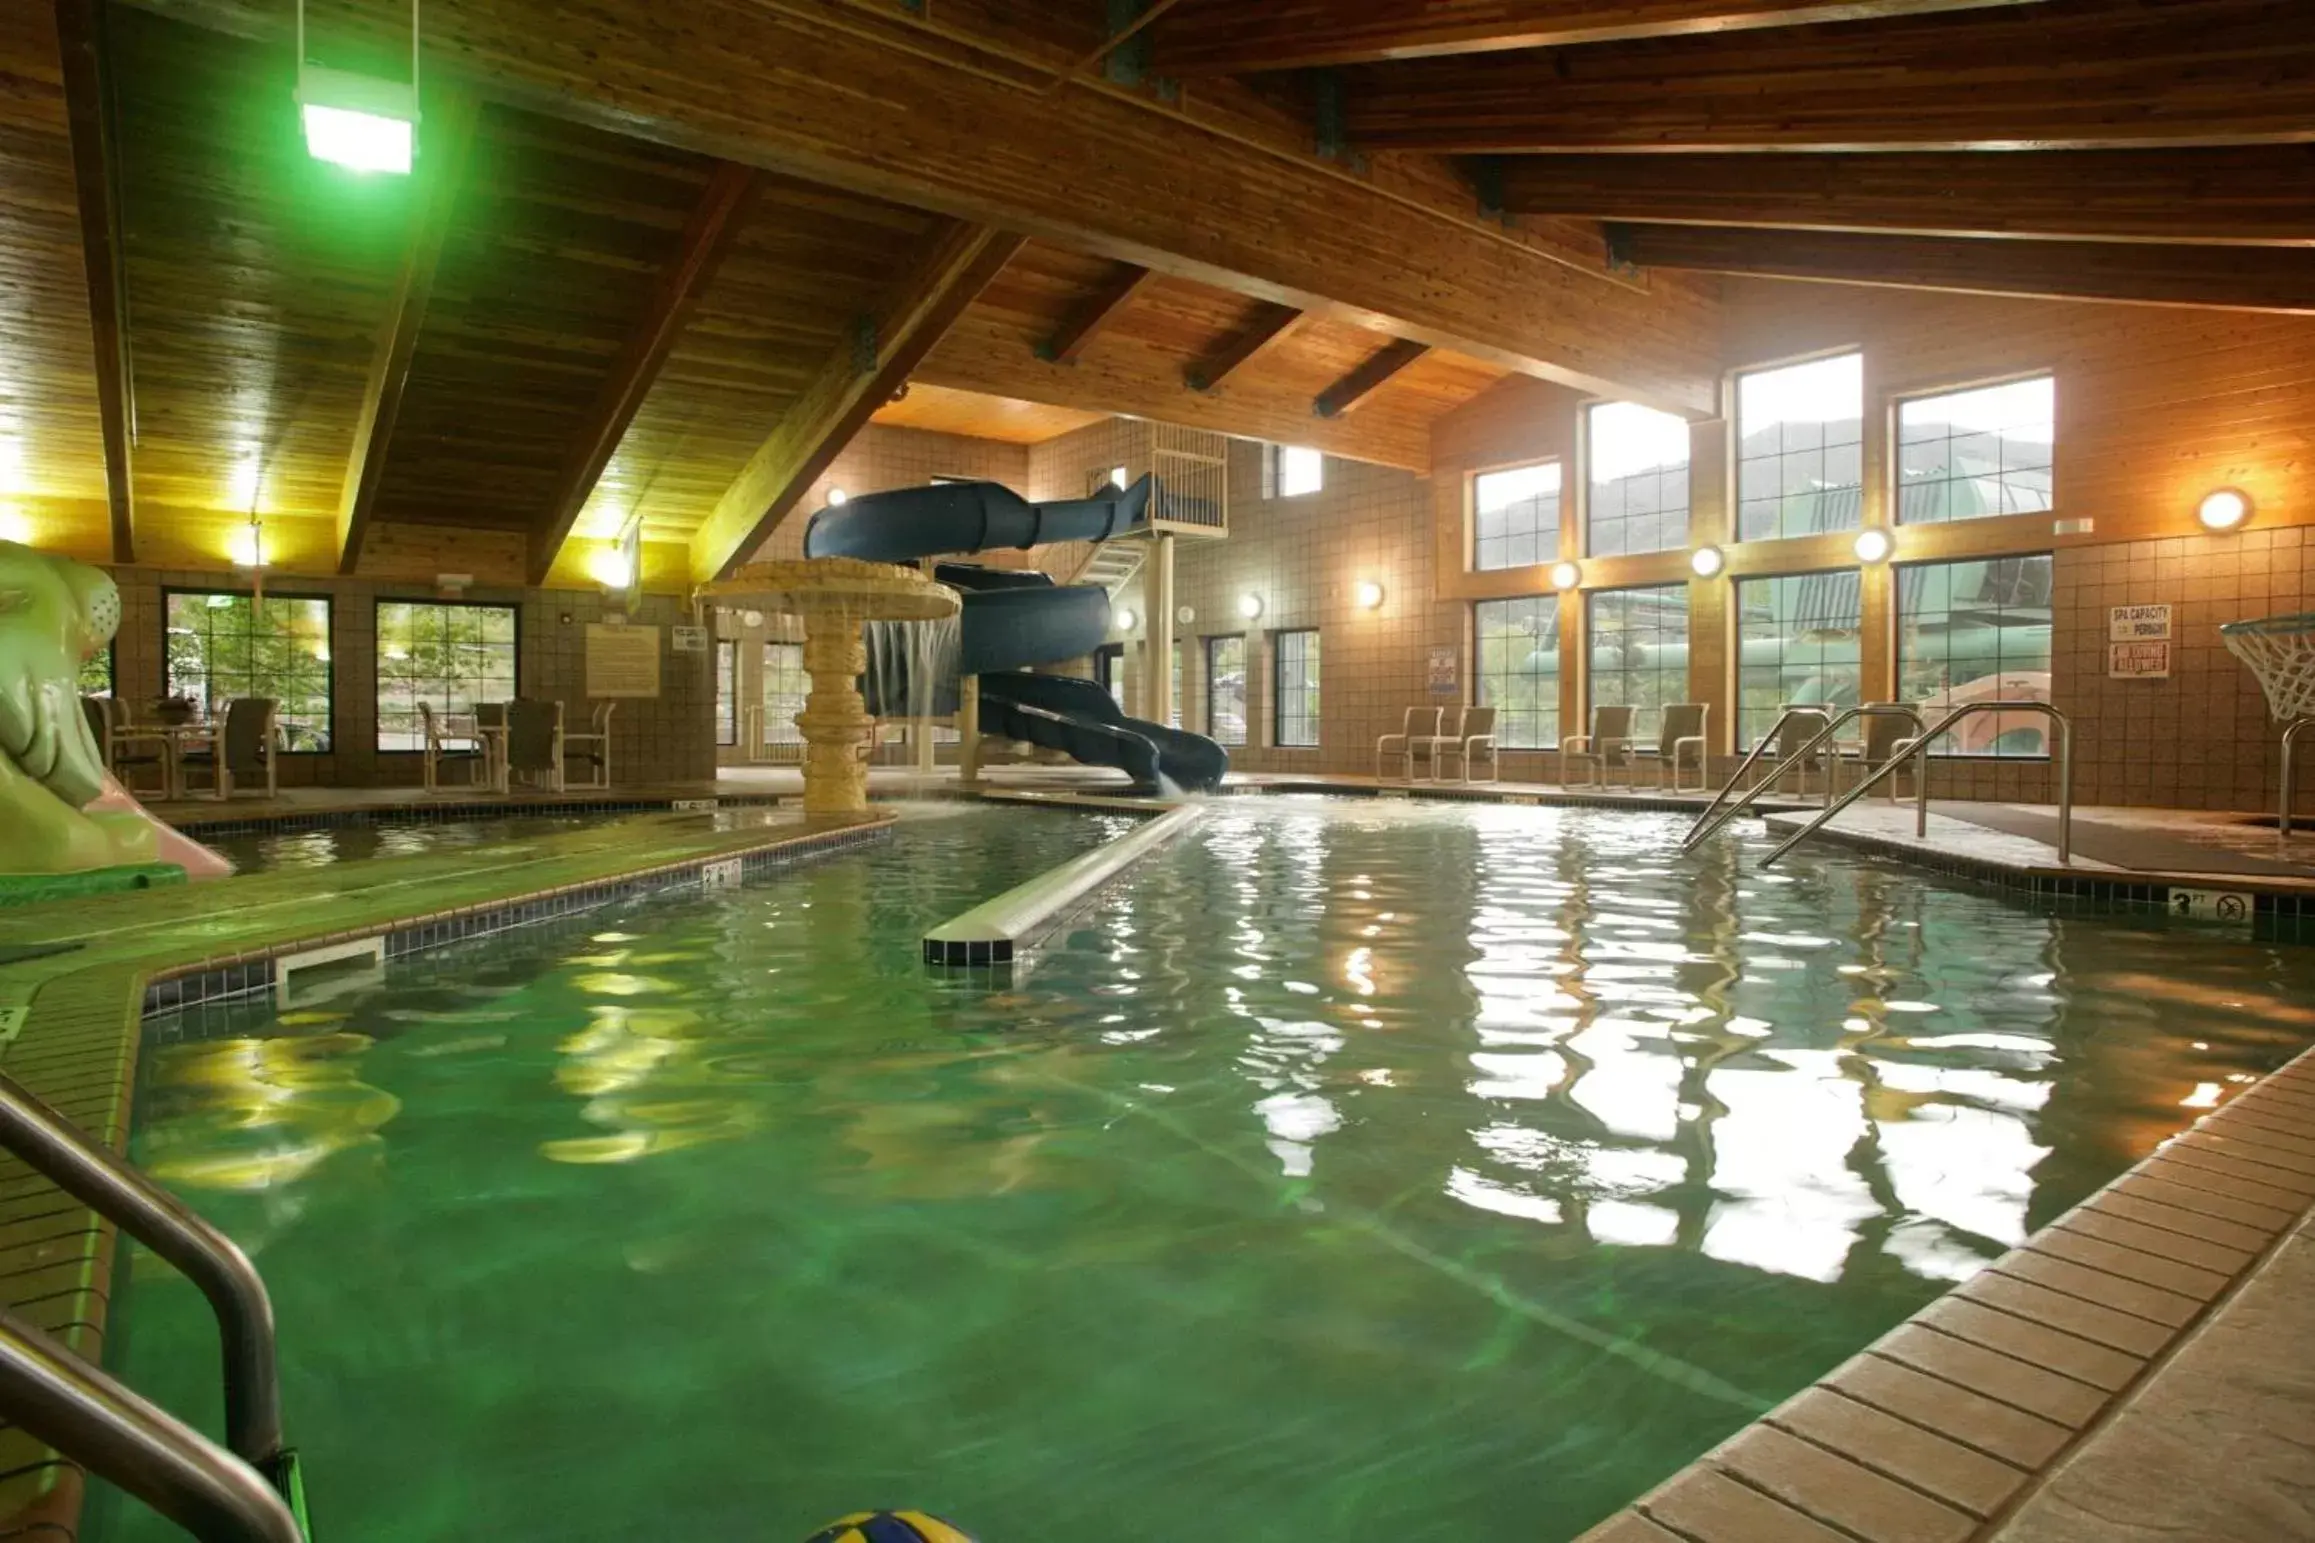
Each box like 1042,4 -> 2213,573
92,799 -> 2315,1542
200,816 -> 601,873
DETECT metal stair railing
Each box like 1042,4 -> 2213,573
1761,701 -> 2074,868
2281,717 -> 2315,837
1679,705 -> 1832,852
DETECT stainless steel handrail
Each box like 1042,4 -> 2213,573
0,1074 -> 283,1465
1678,705 -> 1831,851
1761,701 -> 2074,867
0,1303 -> 301,1543
1818,704 -> 1929,807
2282,717 -> 2315,837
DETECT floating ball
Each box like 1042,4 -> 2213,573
805,1512 -> 976,1543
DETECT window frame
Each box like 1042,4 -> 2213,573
163,587 -> 337,754
1892,370 -> 2057,528
78,641 -> 116,699
1472,594 -> 1564,751
1582,400 -> 1693,559
1470,458 -> 1563,573
1271,444 -> 1324,499
1731,569 -> 1866,751
371,597 -> 521,755
760,639 -> 808,749
714,639 -> 739,748
1893,553 -> 2057,761
1203,633 -> 1248,747
1582,582 -> 1690,745
1272,627 -> 1321,748
1732,348 -> 1867,545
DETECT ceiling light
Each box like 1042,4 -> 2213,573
1854,528 -> 1894,564
590,544 -> 634,591
1690,545 -> 1726,578
228,521 -> 267,569
1354,580 -> 1385,610
1237,593 -> 1264,619
1550,560 -> 1581,591
0,506 -> 28,546
2198,487 -> 2252,531
296,0 -> 419,174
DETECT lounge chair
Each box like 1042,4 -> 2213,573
1769,702 -> 1835,795
1562,705 -> 1636,791
1438,705 -> 1498,784
1375,706 -> 1443,782
1652,703 -> 1710,793
504,699 -> 566,793
177,698 -> 277,801
563,700 -> 617,789
1834,710 -> 1923,802
418,702 -> 488,791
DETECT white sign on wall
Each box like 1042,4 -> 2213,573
671,625 -> 711,654
2109,604 -> 2173,641
2109,641 -> 2172,679
585,623 -> 663,698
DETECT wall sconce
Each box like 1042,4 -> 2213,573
1353,580 -> 1385,610
1853,528 -> 1895,564
1549,560 -> 1581,591
1237,593 -> 1264,620
1690,545 -> 1726,578
742,609 -> 765,630
2198,487 -> 2252,531
1176,605 -> 1195,625
1114,608 -> 1137,632
825,486 -> 850,507
228,519 -> 267,570
589,541 -> 634,592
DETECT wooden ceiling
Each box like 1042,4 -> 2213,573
869,385 -> 1105,445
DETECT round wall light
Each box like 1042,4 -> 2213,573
1237,593 -> 1264,620
1690,545 -> 1726,578
1854,528 -> 1895,564
1176,605 -> 1196,625
1550,560 -> 1582,591
742,609 -> 765,630
1114,608 -> 1137,632
1353,580 -> 1385,610
2198,487 -> 2252,531
825,487 -> 850,506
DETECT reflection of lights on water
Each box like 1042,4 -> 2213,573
2179,1083 -> 2223,1109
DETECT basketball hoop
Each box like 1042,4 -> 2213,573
2221,611 -> 2315,724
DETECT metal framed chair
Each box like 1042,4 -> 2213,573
1652,703 -> 1710,793
562,700 -> 617,789
102,700 -> 176,797
177,699 -> 277,801
1439,704 -> 1498,784
503,699 -> 565,793
1409,705 -> 1465,782
1562,705 -> 1636,790
1769,701 -> 1835,795
417,703 -> 487,792
1374,706 -> 1443,782
1835,711 -> 1923,803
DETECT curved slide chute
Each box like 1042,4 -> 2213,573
802,478 -> 1226,792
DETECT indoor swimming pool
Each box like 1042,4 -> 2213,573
92,799 -> 2315,1541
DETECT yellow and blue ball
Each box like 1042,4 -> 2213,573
805,1512 -> 976,1543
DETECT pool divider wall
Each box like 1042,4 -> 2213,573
924,804 -> 1207,967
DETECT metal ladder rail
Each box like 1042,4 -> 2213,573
2281,717 -> 2315,837
0,1303 -> 301,1543
1679,706 -> 1831,852
1815,704 -> 1930,808
0,1074 -> 283,1468
1761,701 -> 2074,868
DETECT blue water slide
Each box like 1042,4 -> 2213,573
802,477 -> 1227,791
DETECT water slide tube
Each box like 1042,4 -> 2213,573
802,478 -> 1227,791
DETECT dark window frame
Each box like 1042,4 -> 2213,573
371,596 -> 522,755
1895,553 -> 2057,761
1273,627 -> 1321,748
1732,569 -> 1865,750
1204,633 -> 1248,747
162,587 -> 337,754
1583,582 -> 1690,744
1471,459 -> 1562,573
1473,595 -> 1563,751
714,639 -> 739,748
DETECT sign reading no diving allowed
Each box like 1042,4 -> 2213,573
2109,603 -> 2173,679
2171,887 -> 2252,926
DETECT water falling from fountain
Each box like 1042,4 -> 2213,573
864,615 -> 962,791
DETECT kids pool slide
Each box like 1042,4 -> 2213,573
801,477 -> 1228,792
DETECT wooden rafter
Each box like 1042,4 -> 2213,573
1314,337 -> 1429,417
687,224 -> 1025,583
529,162 -> 759,585
1614,224 -> 2315,313
1337,0 -> 2315,154
1039,261 -> 1154,365
336,92 -> 478,575
1497,148 -> 2315,246
1185,303 -> 1304,392
1149,0 -> 2051,73
53,0 -> 135,563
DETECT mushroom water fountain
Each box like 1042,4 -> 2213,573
702,557 -> 959,815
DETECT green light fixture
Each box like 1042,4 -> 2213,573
297,0 -> 420,174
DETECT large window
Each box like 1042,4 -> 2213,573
166,592 -> 333,751
1273,445 -> 1323,498
1586,585 -> 1689,742
1274,629 -> 1320,747
1735,572 -> 1863,748
761,642 -> 806,748
1586,401 -> 1691,557
715,641 -> 739,747
1472,462 -> 1559,572
1737,352 -> 1864,543
1205,635 -> 1247,746
1474,596 -> 1561,749
1898,555 -> 2055,757
1170,641 -> 1184,729
375,601 -> 517,753
1898,376 -> 2055,525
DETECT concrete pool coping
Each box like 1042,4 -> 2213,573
0,806 -> 895,1537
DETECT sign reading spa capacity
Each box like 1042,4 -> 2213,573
586,622 -> 663,698
2108,603 -> 2172,679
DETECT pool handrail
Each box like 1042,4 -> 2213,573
1816,704 -> 1930,807
2282,716 -> 2315,836
1761,701 -> 2074,868
1679,705 -> 1834,851
0,1301 -> 302,1543
0,1073 -> 285,1466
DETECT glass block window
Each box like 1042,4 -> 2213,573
1897,376 -> 2055,525
1586,584 -> 1689,742
1205,634 -> 1247,746
761,642 -> 806,747
1586,401 -> 1691,557
715,640 -> 739,747
1898,555 -> 2056,757
1274,629 -> 1320,747
1274,445 -> 1323,498
166,592 -> 333,751
1736,352 -> 1864,542
374,602 -> 517,753
1472,462 -> 1560,572
1474,596 -> 1561,749
1734,572 -> 1864,749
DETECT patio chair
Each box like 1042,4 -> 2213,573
1835,711 -> 1924,802
177,698 -> 277,800
1438,705 -> 1498,784
1652,703 -> 1710,793
1562,705 -> 1636,791
418,702 -> 488,791
504,699 -> 566,792
1409,705 -> 1466,782
562,700 -> 617,789
1769,702 -> 1835,795
1375,706 -> 1443,782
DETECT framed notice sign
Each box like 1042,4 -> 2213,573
1427,646 -> 1458,695
2109,604 -> 2172,641
2109,640 -> 2171,679
586,623 -> 662,698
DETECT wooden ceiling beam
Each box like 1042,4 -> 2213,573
53,0 -> 136,564
336,93 -> 477,575
1184,303 -> 1304,392
1337,0 -> 2315,154
1614,223 -> 2315,313
1149,0 -> 2049,74
687,224 -> 1024,584
1314,338 -> 1430,417
529,162 -> 759,585
1038,262 -> 1154,365
1498,148 -> 2315,246
122,0 -> 1720,418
